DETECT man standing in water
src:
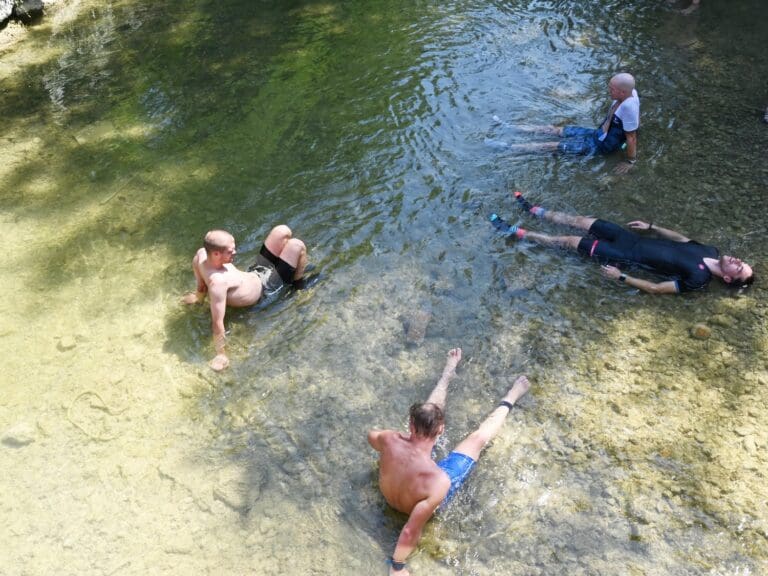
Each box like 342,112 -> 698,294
502,73 -> 639,174
182,225 -> 308,371
367,348 -> 530,575
490,192 -> 754,295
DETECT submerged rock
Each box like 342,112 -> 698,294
690,323 -> 711,340
13,0 -> 44,24
710,314 -> 736,328
1,0 -> 13,23
2,421 -> 36,448
57,336 -> 77,351
403,309 -> 432,347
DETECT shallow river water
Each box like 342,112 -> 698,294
1,1 -> 767,575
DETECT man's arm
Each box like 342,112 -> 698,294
601,265 -> 679,295
425,348 -> 461,410
388,497 -> 442,575
182,248 -> 209,304
614,130 -> 638,174
627,220 -> 690,242
208,280 -> 230,371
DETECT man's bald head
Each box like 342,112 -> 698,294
610,72 -> 635,93
203,230 -> 235,255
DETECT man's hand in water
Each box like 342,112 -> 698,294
614,161 -> 635,175
181,291 -> 205,305
601,264 -> 623,280
627,220 -> 651,231
209,353 -> 230,372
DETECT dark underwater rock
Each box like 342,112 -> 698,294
13,0 -> 44,24
0,0 -> 13,23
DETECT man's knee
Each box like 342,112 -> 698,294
265,225 -> 293,255
564,236 -> 582,250
280,238 -> 306,267
268,224 -> 292,240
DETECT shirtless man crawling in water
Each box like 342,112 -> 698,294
182,226 -> 308,371
367,348 -> 531,575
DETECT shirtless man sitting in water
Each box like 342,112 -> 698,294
182,226 -> 308,371
367,348 -> 530,575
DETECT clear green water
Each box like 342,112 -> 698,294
1,0 -> 766,574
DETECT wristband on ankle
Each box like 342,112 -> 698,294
648,222 -> 653,231
387,557 -> 407,571
499,400 -> 514,411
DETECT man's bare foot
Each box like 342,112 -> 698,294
209,353 -> 230,372
502,375 -> 530,406
442,348 -> 462,378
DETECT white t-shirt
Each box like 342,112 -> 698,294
615,89 -> 640,132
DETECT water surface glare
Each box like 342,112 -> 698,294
1,0 -> 767,574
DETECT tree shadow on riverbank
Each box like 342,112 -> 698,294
1,0 -> 422,320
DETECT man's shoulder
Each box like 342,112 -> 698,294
374,428 -> 400,439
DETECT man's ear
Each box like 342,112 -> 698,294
723,275 -> 733,284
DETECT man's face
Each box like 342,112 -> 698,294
608,80 -> 623,100
217,238 -> 236,263
721,255 -> 752,284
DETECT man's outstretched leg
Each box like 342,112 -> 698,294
452,375 -> 530,461
489,213 -> 583,251
514,191 -> 596,230
425,348 -> 462,412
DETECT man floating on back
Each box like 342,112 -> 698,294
490,192 -> 754,295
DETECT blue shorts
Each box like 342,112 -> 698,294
436,451 -> 476,505
558,125 -> 600,155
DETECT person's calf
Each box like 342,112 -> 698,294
279,238 -> 307,274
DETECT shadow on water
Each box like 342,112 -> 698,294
2,0 -> 419,306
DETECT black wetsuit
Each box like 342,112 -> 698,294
577,220 -> 718,292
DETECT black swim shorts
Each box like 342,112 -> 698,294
576,219 -> 637,264
248,245 -> 296,293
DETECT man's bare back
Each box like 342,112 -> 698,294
374,430 -> 450,514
